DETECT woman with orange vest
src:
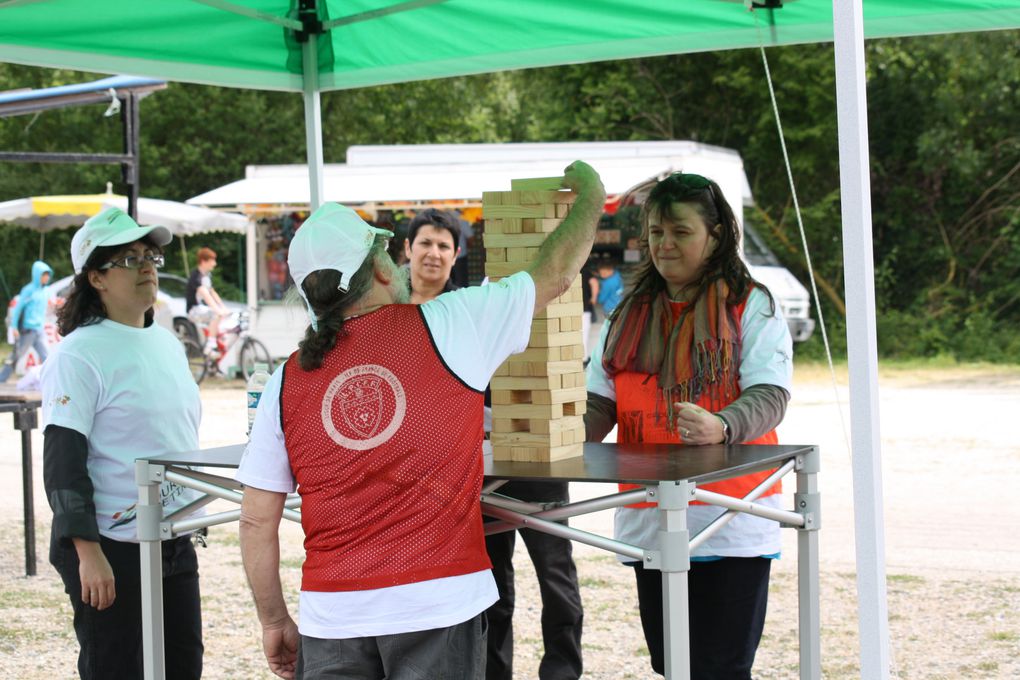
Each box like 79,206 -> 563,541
584,172 -> 793,679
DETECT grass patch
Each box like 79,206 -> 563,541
887,573 -> 925,585
0,587 -> 65,610
579,576 -> 612,589
987,631 -> 1018,642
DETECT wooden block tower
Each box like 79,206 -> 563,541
483,177 -> 587,462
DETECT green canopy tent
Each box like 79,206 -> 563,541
3,2 -> 1019,678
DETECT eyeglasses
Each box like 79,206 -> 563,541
99,253 -> 165,271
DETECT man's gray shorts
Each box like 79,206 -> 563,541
296,613 -> 487,680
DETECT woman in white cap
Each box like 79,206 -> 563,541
41,207 -> 204,679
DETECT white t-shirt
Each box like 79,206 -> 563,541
586,287 -> 794,560
238,271 -> 536,639
41,319 -> 203,542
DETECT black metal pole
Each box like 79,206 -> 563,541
122,93 -> 141,219
14,408 -> 39,577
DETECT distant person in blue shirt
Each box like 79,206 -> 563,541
1,260 -> 54,382
596,256 -> 624,316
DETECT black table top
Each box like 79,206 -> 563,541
0,383 -> 41,408
142,442 -> 815,486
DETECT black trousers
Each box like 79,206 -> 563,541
52,535 -> 204,680
631,557 -> 771,679
484,481 -> 584,680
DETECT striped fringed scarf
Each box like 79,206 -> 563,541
602,279 -> 740,434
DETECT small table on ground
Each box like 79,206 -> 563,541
0,383 -> 43,577
136,442 -> 820,680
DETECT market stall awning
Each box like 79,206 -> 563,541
0,192 -> 249,234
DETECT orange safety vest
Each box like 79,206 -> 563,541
613,298 -> 781,508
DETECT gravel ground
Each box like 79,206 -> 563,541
2,364 -> 1019,678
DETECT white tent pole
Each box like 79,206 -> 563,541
302,32 -> 325,211
832,0 -> 891,677
245,218 -> 257,310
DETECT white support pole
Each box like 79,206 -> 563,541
136,460 -> 166,680
832,0 -> 891,677
302,33 -> 325,210
245,217 -> 257,311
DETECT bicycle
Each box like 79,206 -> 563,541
177,309 -> 273,384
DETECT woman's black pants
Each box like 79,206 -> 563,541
52,534 -> 203,680
631,557 -> 770,679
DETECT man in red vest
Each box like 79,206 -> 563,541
237,161 -> 605,680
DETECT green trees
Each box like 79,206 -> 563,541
1,29 -> 1017,360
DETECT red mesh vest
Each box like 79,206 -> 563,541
615,297 -> 781,508
281,305 -> 490,591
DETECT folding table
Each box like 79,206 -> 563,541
136,441 -> 820,680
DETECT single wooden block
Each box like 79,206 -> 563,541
490,430 -> 564,448
522,217 -> 562,233
531,386 -> 588,405
528,329 -> 584,348
531,318 -> 560,335
560,316 -> 581,332
506,361 -> 565,378
493,363 -> 510,377
483,232 -> 550,248
491,402 -> 564,419
563,399 -> 587,416
482,190 -> 522,206
560,371 -> 587,389
490,374 -> 562,390
528,415 -> 585,435
506,246 -> 540,262
484,217 -> 523,234
556,202 -> 572,218
490,389 -> 536,406
492,417 -> 534,433
483,204 -> 555,219
517,190 -> 577,205
506,346 -> 563,362
486,247 -> 506,262
559,344 -> 585,361
492,442 -> 584,462
535,301 -> 585,320
485,261 -> 532,277
510,177 -> 564,191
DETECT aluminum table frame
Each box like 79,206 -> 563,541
136,442 -> 820,680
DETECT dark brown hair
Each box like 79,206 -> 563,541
613,172 -> 774,318
57,238 -> 161,336
296,238 -> 388,371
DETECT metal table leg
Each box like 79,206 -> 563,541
136,459 -> 166,680
795,447 -> 821,680
14,407 -> 38,577
649,480 -> 694,680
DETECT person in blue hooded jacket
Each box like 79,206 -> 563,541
1,260 -> 54,382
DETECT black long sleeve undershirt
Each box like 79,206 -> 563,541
43,424 -> 100,547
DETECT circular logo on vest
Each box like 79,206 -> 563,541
321,364 -> 406,450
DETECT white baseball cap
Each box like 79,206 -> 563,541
287,203 -> 393,318
71,207 -> 173,274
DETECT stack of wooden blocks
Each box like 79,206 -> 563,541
483,177 -> 587,462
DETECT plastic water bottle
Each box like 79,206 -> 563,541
246,363 -> 271,436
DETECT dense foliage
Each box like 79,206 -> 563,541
1,29 -> 1017,361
